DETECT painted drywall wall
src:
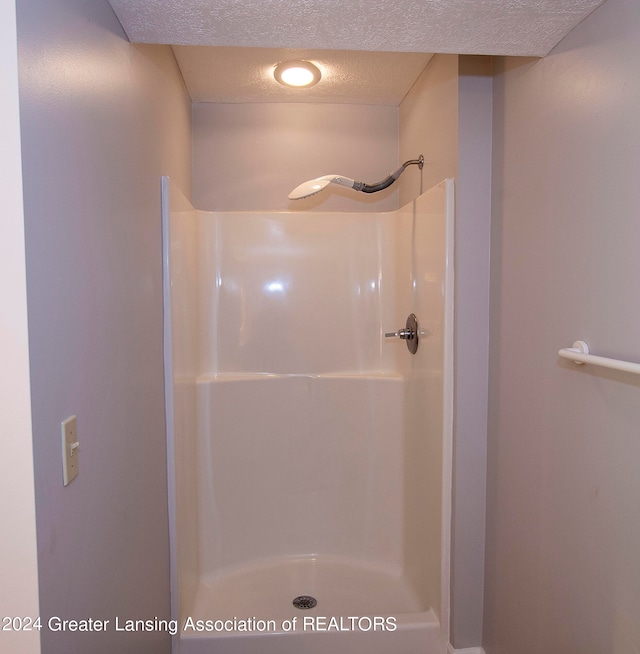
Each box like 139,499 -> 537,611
0,2 -> 40,652
399,54 -> 459,204
485,0 -> 640,651
193,102 -> 398,212
451,55 -> 492,650
17,0 -> 192,651
400,53 -> 492,649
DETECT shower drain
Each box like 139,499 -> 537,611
292,595 -> 317,610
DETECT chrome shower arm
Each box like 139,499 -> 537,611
353,155 -> 424,194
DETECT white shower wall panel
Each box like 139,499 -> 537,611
395,182 -> 453,617
196,373 -> 405,578
165,179 -> 455,654
197,212 -> 399,375
164,182 -> 201,627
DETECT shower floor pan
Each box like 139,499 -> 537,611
179,556 -> 443,654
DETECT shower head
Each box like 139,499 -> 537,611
288,155 -> 424,201
288,175 -> 357,200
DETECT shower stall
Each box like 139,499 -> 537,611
162,177 -> 454,654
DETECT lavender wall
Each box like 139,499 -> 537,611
18,0 -> 192,651
452,55 -> 492,650
486,0 -> 640,651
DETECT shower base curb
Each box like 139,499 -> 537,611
179,609 -> 442,654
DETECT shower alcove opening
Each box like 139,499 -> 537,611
162,176 -> 454,654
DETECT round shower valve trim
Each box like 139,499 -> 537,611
385,313 -> 419,354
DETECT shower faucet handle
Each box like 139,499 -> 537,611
384,313 -> 419,354
385,328 -> 413,339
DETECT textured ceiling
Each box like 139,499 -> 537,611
108,0 -> 605,57
108,0 -> 606,105
172,47 -> 433,104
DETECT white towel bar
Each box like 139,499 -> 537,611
558,340 -> 640,375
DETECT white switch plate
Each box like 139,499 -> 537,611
61,415 -> 79,486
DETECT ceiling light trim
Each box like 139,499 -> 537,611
273,60 -> 322,88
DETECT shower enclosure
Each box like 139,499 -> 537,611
162,177 -> 454,654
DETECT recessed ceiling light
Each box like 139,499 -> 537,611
273,61 -> 321,88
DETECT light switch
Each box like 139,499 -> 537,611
61,415 -> 79,486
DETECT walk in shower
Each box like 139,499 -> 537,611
162,177 -> 454,654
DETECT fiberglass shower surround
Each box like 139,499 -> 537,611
162,177 -> 454,654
